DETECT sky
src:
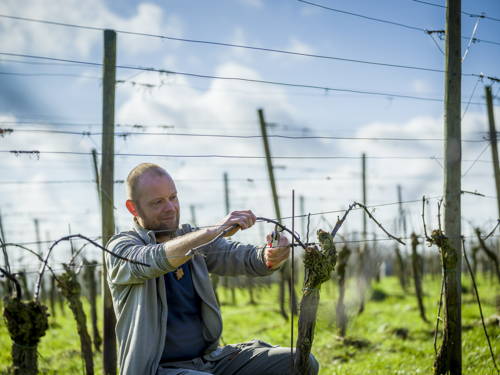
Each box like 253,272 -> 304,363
0,0 -> 499,271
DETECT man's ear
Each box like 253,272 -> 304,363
126,199 -> 139,217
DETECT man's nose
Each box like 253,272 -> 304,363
162,200 -> 176,212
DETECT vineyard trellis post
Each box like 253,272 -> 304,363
84,259 -> 103,352
395,185 -> 408,291
297,195 -> 306,287
335,243 -> 351,337
49,274 -> 57,318
47,230 -> 66,317
435,0 -> 462,373
362,153 -> 367,242
357,152 -> 368,313
0,209 -> 6,247
1,209 -> 12,295
190,204 -> 197,227
34,218 -> 45,299
223,172 -> 230,216
101,28 -> 117,375
91,149 -> 101,203
411,233 -> 428,323
485,85 -> 500,220
300,195 -> 305,240
397,184 -> 407,238
258,108 -> 291,320
68,224 -> 75,257
223,171 -> 237,305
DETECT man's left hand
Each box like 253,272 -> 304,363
264,234 -> 290,270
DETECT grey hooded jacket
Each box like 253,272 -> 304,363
105,222 -> 273,375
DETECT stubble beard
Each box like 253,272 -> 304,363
136,204 -> 179,236
155,216 -> 180,237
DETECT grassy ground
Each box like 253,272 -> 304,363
0,275 -> 499,374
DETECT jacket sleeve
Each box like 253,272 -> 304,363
202,237 -> 274,277
105,232 -> 176,285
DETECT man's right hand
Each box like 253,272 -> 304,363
213,210 -> 257,237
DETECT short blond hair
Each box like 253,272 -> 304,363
126,163 -> 168,201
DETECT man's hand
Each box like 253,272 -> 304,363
213,210 -> 257,237
264,234 -> 290,270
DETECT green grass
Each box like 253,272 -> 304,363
1,275 -> 499,374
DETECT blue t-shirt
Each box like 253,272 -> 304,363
160,261 -> 209,363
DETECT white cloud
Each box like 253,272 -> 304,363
0,1 -> 183,57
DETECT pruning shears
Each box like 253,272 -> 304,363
266,224 -> 282,268
267,224 -> 281,248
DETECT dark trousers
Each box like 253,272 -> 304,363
158,340 -> 319,375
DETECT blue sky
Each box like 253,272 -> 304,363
0,0 -> 499,270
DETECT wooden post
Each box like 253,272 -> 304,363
224,172 -> 230,215
0,209 -> 8,269
223,172 -> 237,305
397,185 -> 407,237
1,210 -> 12,295
435,0 -> 462,373
258,108 -> 289,320
297,195 -> 305,285
46,230 -> 65,316
34,219 -> 46,300
0,209 -> 6,245
362,153 -> 367,241
84,260 -> 102,352
395,185 -> 408,291
49,274 -> 57,318
335,244 -> 351,337
300,195 -> 306,239
411,233 -> 428,322
34,219 -> 41,255
189,204 -> 197,227
357,153 -> 368,313
101,29 -> 117,375
91,149 -> 101,203
258,109 -> 281,222
90,146 -> 104,326
485,86 -> 500,221
68,223 -> 75,257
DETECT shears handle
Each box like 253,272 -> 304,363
267,229 -> 280,248
266,227 -> 281,269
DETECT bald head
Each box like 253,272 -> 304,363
126,163 -> 170,202
125,163 -> 180,232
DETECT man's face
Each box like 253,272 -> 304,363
133,173 -> 180,233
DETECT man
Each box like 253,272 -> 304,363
106,163 -> 319,375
